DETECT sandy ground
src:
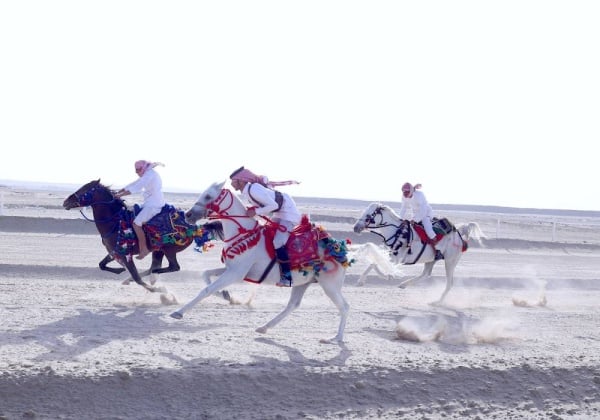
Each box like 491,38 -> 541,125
1,184 -> 600,419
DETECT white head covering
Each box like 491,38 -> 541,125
229,166 -> 299,188
135,160 -> 164,176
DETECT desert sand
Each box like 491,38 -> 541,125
1,183 -> 600,419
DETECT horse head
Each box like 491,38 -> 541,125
353,203 -> 386,233
185,181 -> 226,224
63,179 -> 116,210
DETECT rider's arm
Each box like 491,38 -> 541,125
398,197 -> 409,219
115,189 -> 130,198
249,184 -> 279,216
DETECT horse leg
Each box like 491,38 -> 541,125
99,254 -> 126,274
201,267 -> 237,303
151,253 -> 180,275
146,253 -> 165,285
353,243 -> 398,285
170,269 -> 242,319
431,258 -> 459,305
398,261 -> 435,289
357,264 -> 375,286
123,260 -> 158,293
121,268 -> 153,285
318,276 -> 350,344
371,264 -> 398,282
255,283 -> 310,335
121,262 -> 156,285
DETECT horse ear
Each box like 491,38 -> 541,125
216,180 -> 226,190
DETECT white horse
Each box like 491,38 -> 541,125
352,203 -> 485,304
170,181 -> 352,344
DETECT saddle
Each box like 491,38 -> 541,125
412,218 -> 453,243
114,204 -> 203,257
263,215 -> 353,272
412,218 -> 468,252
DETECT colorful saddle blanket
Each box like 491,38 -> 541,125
412,217 -> 453,243
263,215 -> 353,272
412,218 -> 467,252
113,204 -> 208,258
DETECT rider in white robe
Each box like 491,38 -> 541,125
229,166 -> 301,286
399,182 -> 444,260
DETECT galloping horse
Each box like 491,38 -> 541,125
62,179 -> 215,293
170,181 -> 353,344
353,203 -> 485,304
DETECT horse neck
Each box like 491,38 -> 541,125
90,201 -> 122,231
378,209 -> 403,236
215,192 -> 260,243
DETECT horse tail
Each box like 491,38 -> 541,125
457,222 -> 486,247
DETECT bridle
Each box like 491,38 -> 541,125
71,184 -> 124,237
203,189 -> 260,243
362,206 -> 410,254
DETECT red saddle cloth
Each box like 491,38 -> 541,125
264,215 -> 330,270
412,221 -> 468,252
412,223 -> 443,243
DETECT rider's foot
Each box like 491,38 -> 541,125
276,273 -> 292,287
136,249 -> 150,260
276,280 -> 292,287
434,250 -> 444,261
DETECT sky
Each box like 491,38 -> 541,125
1,1 -> 599,211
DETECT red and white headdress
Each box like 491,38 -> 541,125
135,160 -> 164,176
229,166 -> 299,188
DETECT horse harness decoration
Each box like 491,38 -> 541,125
363,206 -> 407,255
363,205 -> 462,263
74,182 -> 212,263
207,188 -> 353,282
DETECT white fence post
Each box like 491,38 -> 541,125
496,219 -> 500,239
0,191 -> 4,216
552,221 -> 556,242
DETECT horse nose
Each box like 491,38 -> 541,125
353,222 -> 363,233
62,196 -> 73,209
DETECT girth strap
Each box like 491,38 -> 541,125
257,257 -> 277,283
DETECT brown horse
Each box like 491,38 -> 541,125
63,179 -> 217,294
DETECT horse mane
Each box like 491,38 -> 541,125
378,203 -> 402,219
95,180 -> 126,206
203,221 -> 224,241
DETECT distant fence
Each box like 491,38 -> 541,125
456,216 -> 600,245
311,212 -> 600,246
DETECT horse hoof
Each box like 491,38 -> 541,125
222,290 -> 231,302
255,326 -> 267,334
170,311 -> 183,320
319,337 -> 342,345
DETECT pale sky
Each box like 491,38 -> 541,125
1,1 -> 599,211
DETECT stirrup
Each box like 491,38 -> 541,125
434,250 -> 444,261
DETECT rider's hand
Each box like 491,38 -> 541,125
246,207 -> 256,217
